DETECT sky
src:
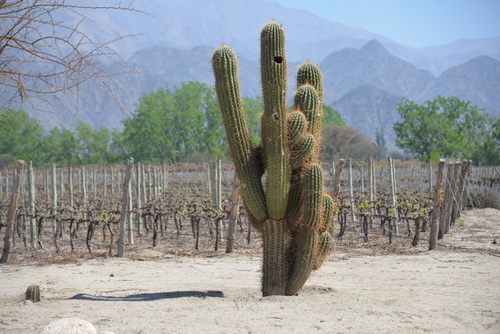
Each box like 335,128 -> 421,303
272,0 -> 500,48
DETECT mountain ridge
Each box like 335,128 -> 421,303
6,0 -> 498,151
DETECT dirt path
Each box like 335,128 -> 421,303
1,209 -> 499,334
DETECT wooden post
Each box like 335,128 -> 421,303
59,166 -> 64,199
216,159 -> 223,238
1,160 -> 24,263
331,159 -> 345,237
68,166 -> 74,208
163,164 -> 168,194
461,160 -> 472,211
118,157 -> 134,257
110,165 -> 115,196
428,161 -> 434,195
153,166 -> 158,199
51,163 -> 57,235
147,164 -> 152,201
103,167 -> 107,198
92,167 -> 97,198
226,174 -> 241,253
360,163 -> 365,193
127,171 -> 134,245
141,164 -> 147,204
28,161 -> 37,249
348,158 -> 355,226
81,165 -> 87,219
439,162 -> 453,239
45,168 -> 50,201
388,157 -> 399,236
368,158 -> 375,220
449,160 -> 462,229
208,163 -> 213,201
136,162 -> 142,236
429,159 -> 445,250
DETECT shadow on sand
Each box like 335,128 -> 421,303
69,290 -> 225,302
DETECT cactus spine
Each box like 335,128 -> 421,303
212,21 -> 335,296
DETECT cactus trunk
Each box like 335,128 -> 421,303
212,21 -> 336,296
262,219 -> 290,296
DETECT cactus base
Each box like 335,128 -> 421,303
262,219 -> 290,296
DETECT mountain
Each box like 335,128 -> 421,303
320,40 -> 435,104
330,85 -> 403,151
418,56 -> 500,113
53,0 -> 499,74
418,36 -> 500,69
5,0 -> 499,151
23,40 -> 500,149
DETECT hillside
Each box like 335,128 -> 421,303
4,0 -> 499,150
320,40 -> 435,103
330,85 -> 404,151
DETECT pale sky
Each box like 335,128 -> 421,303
272,0 -> 500,48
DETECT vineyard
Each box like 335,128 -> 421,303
1,159 -> 499,263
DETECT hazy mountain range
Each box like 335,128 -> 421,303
12,0 -> 500,151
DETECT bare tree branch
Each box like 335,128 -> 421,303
0,0 -> 147,116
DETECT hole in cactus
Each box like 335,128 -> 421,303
272,112 -> 279,121
274,56 -> 283,63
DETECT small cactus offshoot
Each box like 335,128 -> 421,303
25,284 -> 41,303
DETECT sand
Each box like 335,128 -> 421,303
1,208 -> 499,334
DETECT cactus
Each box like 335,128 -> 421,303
212,21 -> 335,296
25,284 -> 41,302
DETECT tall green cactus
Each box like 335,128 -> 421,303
212,21 -> 334,296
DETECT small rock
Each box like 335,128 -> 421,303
23,300 -> 33,306
137,257 -> 146,261
42,317 -> 97,334
109,274 -> 114,277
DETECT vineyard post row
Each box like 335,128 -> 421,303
0,159 -> 226,258
0,158 -> 496,259
0,159 -> 493,211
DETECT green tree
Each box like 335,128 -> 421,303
243,96 -> 263,145
0,109 -> 45,162
472,117 -> 500,166
43,126 -> 80,164
321,125 -> 383,161
394,96 -> 495,163
374,127 -> 387,158
121,82 -> 225,163
75,121 -> 112,164
323,105 -> 345,126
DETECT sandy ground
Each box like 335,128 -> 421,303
1,209 -> 499,334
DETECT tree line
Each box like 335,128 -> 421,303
0,81 -> 347,167
1,82 -> 498,168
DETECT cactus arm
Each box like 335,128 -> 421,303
313,231 -> 334,270
286,229 -> 319,295
297,61 -> 324,103
290,134 -> 315,170
296,63 -> 324,147
287,111 -> 307,144
260,21 -> 290,220
302,164 -> 325,230
286,164 -> 324,295
320,194 -> 334,232
212,46 -> 267,223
